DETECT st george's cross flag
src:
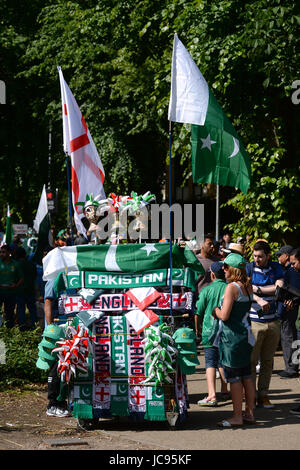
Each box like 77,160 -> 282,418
168,33 -> 251,194
57,67 -> 106,235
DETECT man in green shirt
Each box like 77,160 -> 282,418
0,244 -> 24,328
195,261 -> 228,406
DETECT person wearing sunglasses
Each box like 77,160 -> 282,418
213,253 -> 255,428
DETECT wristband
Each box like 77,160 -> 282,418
256,286 -> 262,296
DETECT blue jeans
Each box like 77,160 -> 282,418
16,294 -> 37,328
204,346 -> 222,369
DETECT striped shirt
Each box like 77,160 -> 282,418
246,261 -> 284,323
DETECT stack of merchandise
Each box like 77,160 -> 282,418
172,327 -> 200,374
36,324 -> 65,370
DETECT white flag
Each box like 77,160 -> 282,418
58,67 -> 106,235
33,185 -> 53,263
168,33 -> 209,126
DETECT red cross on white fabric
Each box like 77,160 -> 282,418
64,297 -> 78,311
95,387 -> 110,401
131,389 -> 145,405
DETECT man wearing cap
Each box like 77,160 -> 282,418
195,261 -> 228,406
275,245 -> 293,270
246,240 -> 284,409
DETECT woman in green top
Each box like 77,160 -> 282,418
213,253 -> 255,428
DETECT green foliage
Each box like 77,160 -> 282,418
0,0 -> 299,242
0,326 -> 47,387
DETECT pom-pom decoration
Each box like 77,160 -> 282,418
108,193 -> 132,213
121,191 -> 156,216
141,323 -> 178,386
52,325 -> 94,383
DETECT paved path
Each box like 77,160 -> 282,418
97,350 -> 300,450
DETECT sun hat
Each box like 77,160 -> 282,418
39,337 -> 57,349
36,356 -> 54,371
176,341 -> 198,353
223,253 -> 247,269
172,327 -> 196,344
42,324 -> 64,341
223,243 -> 244,255
178,352 -> 200,367
38,345 -> 57,361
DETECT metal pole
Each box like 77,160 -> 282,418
168,121 -> 173,320
65,152 -> 74,245
216,184 -> 219,241
48,125 -> 52,191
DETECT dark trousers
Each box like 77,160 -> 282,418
47,361 -> 66,408
281,309 -> 299,374
0,293 -> 16,328
16,294 -> 37,328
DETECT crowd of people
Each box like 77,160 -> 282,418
1,227 -> 300,427
0,228 -> 76,331
194,233 -> 300,427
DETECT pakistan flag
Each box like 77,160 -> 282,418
168,33 -> 251,195
42,243 -> 204,280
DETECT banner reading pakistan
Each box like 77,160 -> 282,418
42,243 -> 204,281
168,33 -> 251,194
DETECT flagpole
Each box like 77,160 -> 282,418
168,121 -> 173,321
65,152 -> 74,245
216,184 -> 220,241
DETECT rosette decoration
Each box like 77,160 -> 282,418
52,325 -> 94,382
142,324 -> 178,386
121,191 -> 156,216
108,193 -> 132,213
75,193 -> 111,215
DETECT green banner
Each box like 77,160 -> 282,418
110,316 -> 129,416
65,268 -> 197,291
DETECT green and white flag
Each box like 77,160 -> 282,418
43,243 -> 204,281
144,385 -> 166,421
3,205 -> 13,246
168,33 -> 251,194
33,185 -> 53,264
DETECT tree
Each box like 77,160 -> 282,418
1,0 -> 299,245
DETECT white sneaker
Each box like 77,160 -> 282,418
46,406 -> 69,417
46,406 -> 57,417
55,407 -> 70,417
